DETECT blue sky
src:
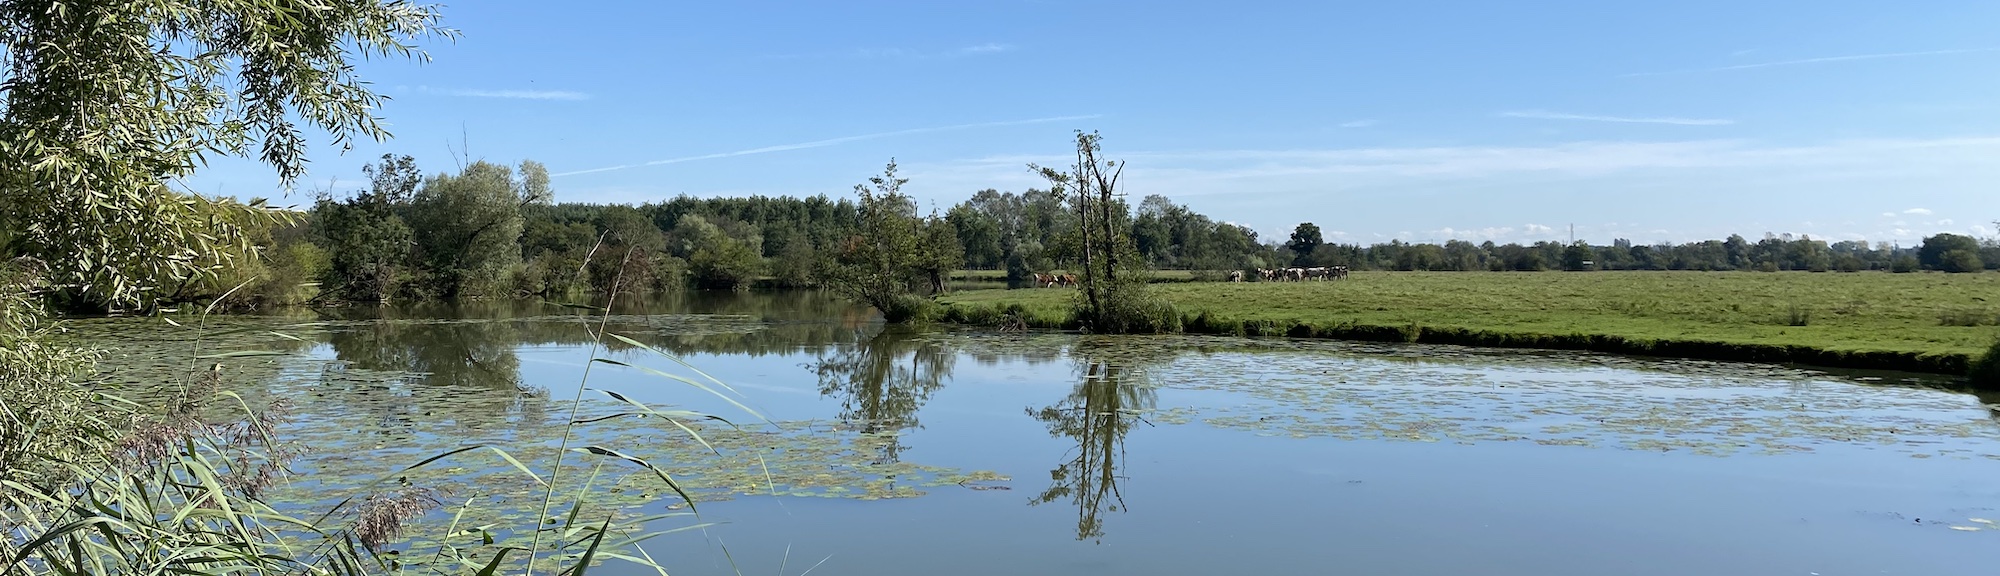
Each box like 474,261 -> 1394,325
190,0 -> 2000,246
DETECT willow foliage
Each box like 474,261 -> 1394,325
0,0 -> 453,310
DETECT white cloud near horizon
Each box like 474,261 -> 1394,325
1904,207 -> 1934,215
1622,47 -> 2000,77
421,86 -> 590,100
551,114 -> 1102,177
1501,110 -> 1733,126
1338,119 -> 1378,128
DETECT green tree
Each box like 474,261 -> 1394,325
1286,223 -> 1323,266
1561,242 -> 1595,271
916,213 -> 966,294
1920,233 -> 1981,271
672,214 -> 762,290
1891,254 -> 1921,273
405,160 -> 546,298
1032,131 -> 1176,334
946,203 -> 1003,269
1939,249 -> 1984,274
313,154 -> 421,301
0,1 -> 449,310
587,205 -> 675,294
820,160 -> 931,321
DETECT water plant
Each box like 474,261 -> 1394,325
0,265 -> 761,574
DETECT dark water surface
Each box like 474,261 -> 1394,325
72,292 -> 2000,575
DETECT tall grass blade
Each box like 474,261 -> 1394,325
606,334 -> 742,396
474,547 -> 523,576
590,358 -> 764,421
575,446 -> 698,514
558,517 -> 613,576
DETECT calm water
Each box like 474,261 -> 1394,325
72,292 -> 2000,575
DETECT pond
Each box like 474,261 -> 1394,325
69,291 -> 2000,575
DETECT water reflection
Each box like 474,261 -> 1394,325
809,327 -> 953,465
1029,353 -> 1158,543
313,292 -> 872,363
323,315 -> 529,390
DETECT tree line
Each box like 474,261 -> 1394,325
1278,223 -> 1999,274
131,152 -> 1997,311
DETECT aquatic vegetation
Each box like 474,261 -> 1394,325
928,331 -> 2000,460
58,311 -> 1013,568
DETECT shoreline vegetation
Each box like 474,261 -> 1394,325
935,271 -> 2000,384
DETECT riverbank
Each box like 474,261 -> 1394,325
936,271 -> 2000,380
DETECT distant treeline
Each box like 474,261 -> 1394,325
1275,223 -> 1998,274
146,154 -> 1994,309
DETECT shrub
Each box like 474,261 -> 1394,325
1938,308 -> 2000,327
1785,304 -> 1811,327
1890,255 -> 1920,273
1939,249 -> 1984,274
0,341 -> 103,484
1074,279 -> 1180,334
688,240 -> 763,290
878,293 -> 935,323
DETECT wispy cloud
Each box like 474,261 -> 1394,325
421,86 -> 590,101
553,114 -> 1101,177
1338,119 -> 1378,128
769,43 -> 1017,60
907,136 -> 2000,205
960,43 -> 1014,54
1622,48 -> 2000,77
1501,110 -> 1733,126
1904,207 -> 1934,215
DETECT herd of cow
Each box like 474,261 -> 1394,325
1027,266 -> 1351,287
1232,266 -> 1351,282
1030,273 -> 1079,288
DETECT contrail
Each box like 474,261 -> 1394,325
552,114 -> 1102,177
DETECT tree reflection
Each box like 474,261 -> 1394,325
1029,357 -> 1156,543
322,314 -> 528,390
809,326 -> 954,465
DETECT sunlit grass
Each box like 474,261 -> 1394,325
940,271 -> 2000,373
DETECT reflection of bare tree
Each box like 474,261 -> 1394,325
810,327 -> 954,465
1029,358 -> 1156,543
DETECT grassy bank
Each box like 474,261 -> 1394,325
937,271 -> 2000,379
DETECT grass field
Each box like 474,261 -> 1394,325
948,269 -> 1203,281
938,271 -> 2000,377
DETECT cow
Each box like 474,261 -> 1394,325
1228,270 -> 1245,282
1059,274 -> 1078,287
